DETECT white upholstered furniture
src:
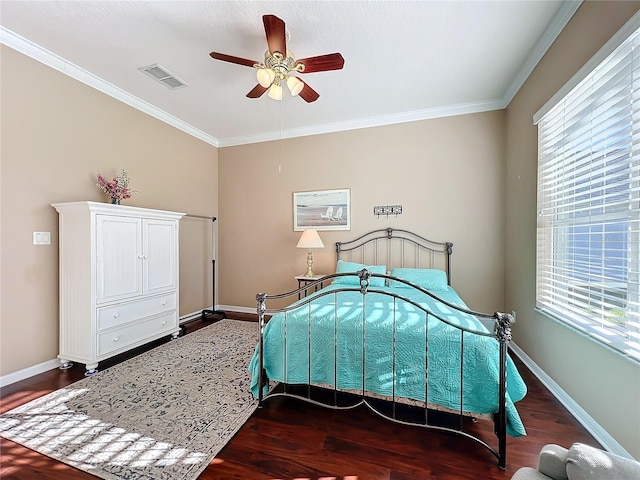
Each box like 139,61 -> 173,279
52,201 -> 184,374
512,443 -> 640,480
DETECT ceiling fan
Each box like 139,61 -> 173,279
209,14 -> 344,102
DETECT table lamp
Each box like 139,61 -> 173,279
296,229 -> 324,277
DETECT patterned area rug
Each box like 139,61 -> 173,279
0,319 -> 259,480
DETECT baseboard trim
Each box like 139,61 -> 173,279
179,308 -> 210,324
217,304 -> 255,315
1,310 -> 216,388
0,358 -> 61,388
509,342 -> 632,459
0,313 -> 630,458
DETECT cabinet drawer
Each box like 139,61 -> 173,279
97,293 -> 176,331
97,312 -> 177,356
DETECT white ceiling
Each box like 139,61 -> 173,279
0,1 -> 581,147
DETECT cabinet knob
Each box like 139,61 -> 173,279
143,255 -> 148,259
138,255 -> 144,259
161,301 -> 167,305
161,321 -> 166,326
113,337 -> 119,342
113,313 -> 120,318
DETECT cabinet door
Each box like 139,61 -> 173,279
96,215 -> 143,303
143,219 -> 178,295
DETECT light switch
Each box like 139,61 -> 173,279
33,232 -> 51,245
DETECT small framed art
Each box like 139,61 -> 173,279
293,188 -> 350,231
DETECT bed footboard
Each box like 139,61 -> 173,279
254,269 -> 520,469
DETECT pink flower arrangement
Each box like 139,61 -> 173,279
96,169 -> 136,203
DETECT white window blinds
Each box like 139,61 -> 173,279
536,26 -> 640,361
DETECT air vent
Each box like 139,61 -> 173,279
138,63 -> 188,90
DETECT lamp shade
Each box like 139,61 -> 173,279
296,229 -> 324,249
267,83 -> 283,100
256,68 -> 275,88
286,76 -> 304,96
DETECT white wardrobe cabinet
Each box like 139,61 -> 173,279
52,201 -> 185,374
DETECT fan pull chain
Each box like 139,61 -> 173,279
278,99 -> 283,173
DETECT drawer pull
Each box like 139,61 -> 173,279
113,337 -> 120,342
161,301 -> 167,305
113,313 -> 120,318
161,321 -> 166,326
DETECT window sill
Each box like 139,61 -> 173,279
534,308 -> 640,366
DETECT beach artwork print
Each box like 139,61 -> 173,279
293,189 -> 350,231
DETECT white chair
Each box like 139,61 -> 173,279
333,207 -> 343,221
320,206 -> 333,220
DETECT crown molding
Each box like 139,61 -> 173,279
534,8 -> 640,124
218,98 -> 505,147
2,0 -> 580,149
0,26 -> 220,148
219,0 -> 585,148
502,0 -> 582,107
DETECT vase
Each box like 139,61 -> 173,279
111,198 -> 120,205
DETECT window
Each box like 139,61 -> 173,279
535,23 -> 640,361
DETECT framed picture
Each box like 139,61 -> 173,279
293,188 -> 351,231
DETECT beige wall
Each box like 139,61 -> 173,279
505,2 -> 640,458
3,0 -> 638,459
219,111 -> 506,314
0,46 -> 218,376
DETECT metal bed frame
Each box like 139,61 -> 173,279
256,228 -> 515,468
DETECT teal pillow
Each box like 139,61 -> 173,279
388,268 -> 449,291
333,260 -> 386,287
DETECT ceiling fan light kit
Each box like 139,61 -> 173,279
209,14 -> 344,102
267,82 -> 283,100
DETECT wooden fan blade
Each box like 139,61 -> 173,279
263,14 -> 286,55
210,52 -> 258,68
246,84 -> 269,98
295,53 -> 345,74
299,82 -> 319,103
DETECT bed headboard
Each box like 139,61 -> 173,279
335,227 -> 453,285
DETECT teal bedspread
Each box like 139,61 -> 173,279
249,284 -> 527,437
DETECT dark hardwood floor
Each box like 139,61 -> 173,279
1,313 -> 600,480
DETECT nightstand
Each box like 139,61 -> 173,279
295,275 -> 327,299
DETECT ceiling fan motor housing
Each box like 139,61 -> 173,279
264,51 -> 303,79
